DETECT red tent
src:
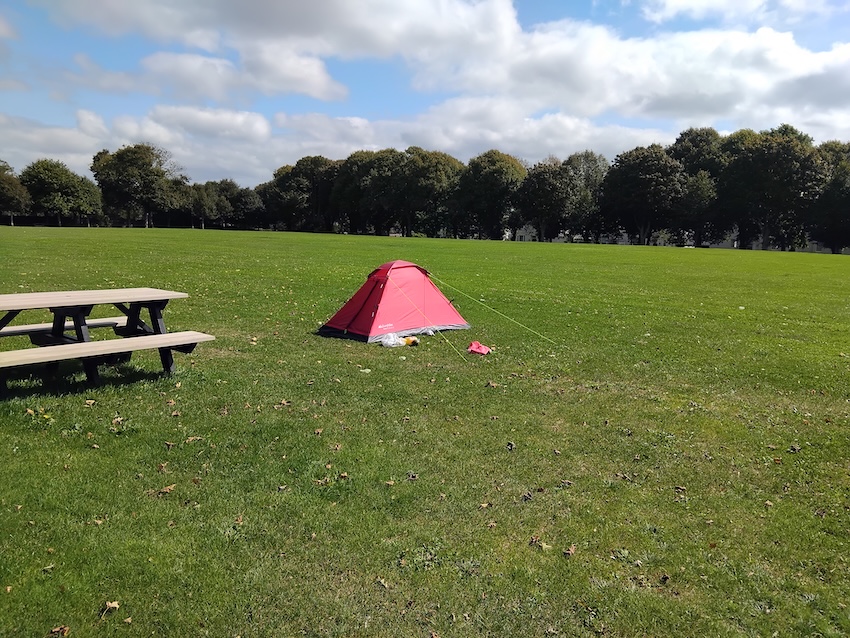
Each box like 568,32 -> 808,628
318,260 -> 469,342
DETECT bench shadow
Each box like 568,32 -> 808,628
2,361 -> 166,399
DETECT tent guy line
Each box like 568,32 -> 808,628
428,275 -> 558,345
385,273 -> 469,361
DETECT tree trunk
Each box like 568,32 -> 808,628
760,224 -> 770,250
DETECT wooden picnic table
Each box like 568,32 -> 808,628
0,288 -> 214,393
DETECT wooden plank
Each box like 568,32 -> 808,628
0,288 -> 188,312
0,316 -> 128,337
0,331 -> 215,369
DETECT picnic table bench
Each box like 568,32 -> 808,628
0,288 -> 214,394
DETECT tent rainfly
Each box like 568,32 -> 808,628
318,260 -> 470,342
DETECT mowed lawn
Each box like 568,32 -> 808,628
1,227 -> 848,637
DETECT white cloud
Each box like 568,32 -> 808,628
70,53 -> 142,93
639,0 -> 844,23
76,109 -> 109,138
140,53 -> 238,101
151,106 -> 271,143
0,113 -> 104,175
5,0 -> 850,187
641,0 -> 768,23
0,13 -> 16,38
236,43 -> 347,100
111,115 -> 183,149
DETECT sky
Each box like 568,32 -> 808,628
1,0 -> 849,187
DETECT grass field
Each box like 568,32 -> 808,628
1,227 -> 848,637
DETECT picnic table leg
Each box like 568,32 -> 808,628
148,302 -> 176,374
71,310 -> 100,383
42,305 -> 98,382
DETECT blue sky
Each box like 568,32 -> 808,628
2,0 -> 849,186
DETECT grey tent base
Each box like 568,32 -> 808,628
317,323 -> 470,343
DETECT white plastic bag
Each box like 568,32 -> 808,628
380,333 -> 420,347
380,333 -> 404,347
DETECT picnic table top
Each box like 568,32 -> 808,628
0,288 -> 188,312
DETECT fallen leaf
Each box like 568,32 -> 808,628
50,626 -> 70,636
171,411 -> 180,417
184,436 -> 203,443
564,544 -> 577,557
124,617 -> 132,624
506,441 -> 516,451
487,521 -> 497,529
84,400 -> 95,407
314,428 -> 323,436
165,441 -> 175,450
5,586 -> 11,593
166,399 -> 176,407
100,600 -> 120,618
385,480 -> 395,486
147,484 -> 177,497
157,462 -> 168,473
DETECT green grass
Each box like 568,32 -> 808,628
1,227 -> 849,637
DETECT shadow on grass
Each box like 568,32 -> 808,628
2,361 -> 166,399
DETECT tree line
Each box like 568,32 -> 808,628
2,123 -> 849,252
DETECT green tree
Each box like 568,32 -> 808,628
398,147 -> 464,237
562,150 -> 610,242
516,157 -> 569,241
20,159 -> 88,227
810,141 -> 850,253
74,175 -> 105,227
329,149 -> 406,235
231,186 -> 265,229
601,144 -> 686,245
189,182 -> 218,229
330,151 -> 373,234
668,127 -> 726,177
676,170 -> 719,246
0,160 -> 31,226
212,179 -> 240,228
91,143 -> 185,227
456,150 -> 526,239
268,156 -> 339,232
717,125 -> 825,250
